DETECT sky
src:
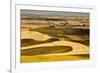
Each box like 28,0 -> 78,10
21,9 -> 89,17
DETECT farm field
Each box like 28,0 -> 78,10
20,10 -> 90,63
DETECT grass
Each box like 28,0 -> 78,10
21,46 -> 72,56
21,38 -> 89,47
21,27 -> 89,63
29,27 -> 89,36
28,27 -> 89,46
21,38 -> 59,47
21,54 -> 89,63
72,40 -> 89,46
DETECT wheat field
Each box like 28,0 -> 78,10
20,10 -> 90,63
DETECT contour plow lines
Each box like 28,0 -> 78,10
21,40 -> 89,55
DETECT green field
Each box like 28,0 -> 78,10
21,46 -> 72,56
21,27 -> 89,63
23,27 -> 89,46
29,27 -> 89,36
21,38 -> 59,47
21,54 -> 89,63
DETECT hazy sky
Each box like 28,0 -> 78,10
21,10 -> 89,17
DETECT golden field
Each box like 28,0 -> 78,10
20,10 -> 90,63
